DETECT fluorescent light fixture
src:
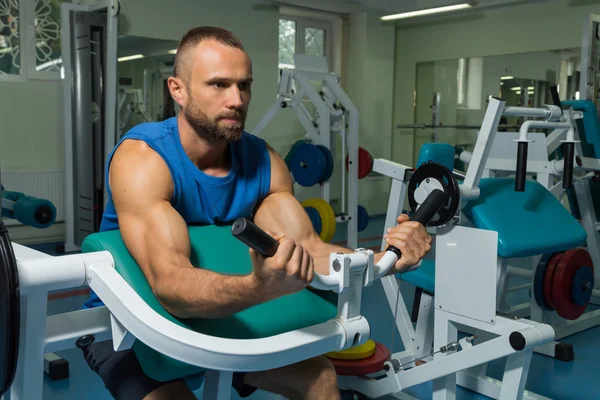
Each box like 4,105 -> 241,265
501,76 -> 513,80
168,49 -> 177,54
118,54 -> 144,62
510,86 -> 535,91
380,3 -> 472,21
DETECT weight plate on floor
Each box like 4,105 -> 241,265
329,342 -> 390,376
552,248 -> 594,320
407,162 -> 460,227
0,221 -> 20,397
326,339 -> 377,360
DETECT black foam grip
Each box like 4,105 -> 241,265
386,189 -> 449,259
563,142 -> 575,189
515,142 -> 528,192
231,218 -> 279,257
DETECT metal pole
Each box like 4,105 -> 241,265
396,124 -> 520,130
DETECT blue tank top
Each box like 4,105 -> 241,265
83,117 -> 271,308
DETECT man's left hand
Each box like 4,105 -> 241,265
384,214 -> 432,273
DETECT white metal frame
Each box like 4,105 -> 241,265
253,54 -> 360,249
454,107 -> 600,360
61,0 -> 119,252
355,98 -> 567,399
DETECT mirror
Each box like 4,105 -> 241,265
409,48 -> 582,159
117,35 -> 179,137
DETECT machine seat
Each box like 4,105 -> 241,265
399,259 -> 435,294
82,224 -> 337,382
462,178 -> 587,258
399,178 -> 586,294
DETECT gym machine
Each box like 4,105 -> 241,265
253,54 -> 372,249
60,0 -> 119,252
143,65 -> 178,122
338,98 -> 589,400
0,99 -> 554,399
1,186 -> 56,229
454,99 -> 600,361
117,87 -> 152,139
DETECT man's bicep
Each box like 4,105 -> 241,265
117,201 -> 192,288
109,140 -> 191,289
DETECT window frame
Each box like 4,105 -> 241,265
279,14 -> 333,71
0,0 -> 63,82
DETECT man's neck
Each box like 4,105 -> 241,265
177,114 -> 230,175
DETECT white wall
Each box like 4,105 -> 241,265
393,0 -> 600,167
344,10 -> 396,215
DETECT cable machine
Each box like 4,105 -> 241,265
60,0 -> 119,252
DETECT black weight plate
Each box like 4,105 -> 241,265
0,221 -> 19,397
408,162 -> 460,226
534,253 -> 555,310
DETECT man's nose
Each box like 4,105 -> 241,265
227,86 -> 243,108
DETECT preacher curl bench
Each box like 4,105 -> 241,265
0,102 -> 555,400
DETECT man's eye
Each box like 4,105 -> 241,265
213,82 -> 227,88
239,82 -> 251,91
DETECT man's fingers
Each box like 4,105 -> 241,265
396,214 -> 410,223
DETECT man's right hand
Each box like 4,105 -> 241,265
249,234 -> 314,299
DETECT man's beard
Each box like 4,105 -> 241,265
183,97 -> 246,143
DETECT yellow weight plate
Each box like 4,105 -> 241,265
325,339 -> 377,360
301,198 -> 336,242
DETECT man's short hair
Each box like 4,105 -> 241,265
173,26 -> 245,85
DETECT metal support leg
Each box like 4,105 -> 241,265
10,293 -> 47,400
203,370 -> 234,400
432,310 -> 457,400
499,351 -> 533,400
414,292 -> 434,359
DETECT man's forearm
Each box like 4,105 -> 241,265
156,267 -> 270,319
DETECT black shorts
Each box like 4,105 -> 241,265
82,339 -> 257,400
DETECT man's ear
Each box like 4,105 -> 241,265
167,76 -> 187,108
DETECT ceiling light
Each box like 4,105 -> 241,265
501,76 -> 514,80
380,3 -> 472,21
118,54 -> 144,62
168,49 -> 177,54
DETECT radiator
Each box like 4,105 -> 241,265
1,170 -> 65,226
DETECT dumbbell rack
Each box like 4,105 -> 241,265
253,54 -> 361,249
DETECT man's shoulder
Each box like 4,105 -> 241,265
125,117 -> 176,140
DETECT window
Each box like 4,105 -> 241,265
0,0 -> 64,81
278,15 -> 332,70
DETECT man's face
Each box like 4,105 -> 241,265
183,40 -> 252,142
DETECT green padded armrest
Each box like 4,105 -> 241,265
82,224 -> 338,381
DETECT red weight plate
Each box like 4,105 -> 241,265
330,342 -> 390,376
552,248 -> 593,320
543,252 -> 563,310
345,147 -> 374,179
